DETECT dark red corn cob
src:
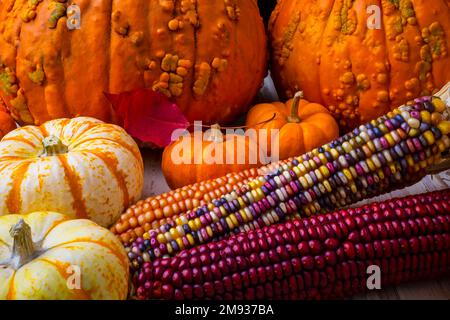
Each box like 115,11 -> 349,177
132,190 -> 450,300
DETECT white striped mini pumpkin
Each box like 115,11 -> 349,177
0,117 -> 144,227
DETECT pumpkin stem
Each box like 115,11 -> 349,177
42,135 -> 68,156
287,91 -> 303,123
9,219 -> 36,269
204,124 -> 224,143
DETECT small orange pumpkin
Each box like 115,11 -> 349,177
162,125 -> 266,189
0,102 -> 15,139
246,92 -> 339,160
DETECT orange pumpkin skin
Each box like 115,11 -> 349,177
162,128 -> 265,189
0,101 -> 15,139
0,0 -> 267,125
269,0 -> 450,130
246,93 -> 339,160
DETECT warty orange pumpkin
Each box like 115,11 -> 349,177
0,0 -> 267,126
162,124 -> 266,189
0,212 -> 129,300
246,91 -> 339,160
0,117 -> 144,227
0,101 -> 16,139
269,0 -> 450,131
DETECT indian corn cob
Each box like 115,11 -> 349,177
125,96 -> 450,265
132,189 -> 450,300
112,161 -> 290,244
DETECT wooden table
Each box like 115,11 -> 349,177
141,148 -> 450,300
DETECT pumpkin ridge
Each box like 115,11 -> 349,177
5,161 -> 31,214
64,120 -> 102,143
6,270 -> 16,300
36,258 -> 92,299
317,1 -> 337,108
21,127 -> 45,146
47,239 -> 128,271
57,155 -> 89,219
40,216 -> 69,243
189,0 -> 199,103
410,0 -> 436,91
83,149 -> 130,210
0,237 -> 9,248
1,136 -> 37,148
72,136 -> 142,170
106,0 -> 113,95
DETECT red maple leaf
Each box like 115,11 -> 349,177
105,89 -> 190,147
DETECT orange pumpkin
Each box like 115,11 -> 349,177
162,125 -> 266,189
246,91 -> 339,160
0,0 -> 267,125
269,0 -> 450,130
0,101 -> 15,139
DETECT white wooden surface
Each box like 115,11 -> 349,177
140,76 -> 450,299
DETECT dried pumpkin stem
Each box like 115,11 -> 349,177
42,135 -> 68,156
9,219 -> 35,269
287,91 -> 303,123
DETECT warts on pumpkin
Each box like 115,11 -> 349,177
112,11 -> 130,36
224,0 -> 240,21
48,2 -> 67,29
28,65 -> 45,85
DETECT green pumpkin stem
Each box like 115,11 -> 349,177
287,91 -> 303,123
10,219 -> 35,269
42,135 -> 68,156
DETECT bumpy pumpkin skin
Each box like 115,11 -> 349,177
269,0 -> 450,131
162,130 -> 264,189
0,0 -> 267,126
0,101 -> 16,139
0,117 -> 144,227
246,95 -> 339,160
0,212 -> 129,300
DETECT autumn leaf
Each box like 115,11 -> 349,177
105,89 -> 189,147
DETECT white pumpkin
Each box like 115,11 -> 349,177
0,117 -> 144,227
0,212 -> 129,300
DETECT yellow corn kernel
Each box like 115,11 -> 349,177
157,233 -> 167,244
166,243 -> 173,255
239,209 -> 248,223
432,97 -> 446,113
423,131 -> 435,145
293,166 -> 301,177
206,226 -> 213,237
225,216 -> 234,229
342,168 -> 353,181
230,214 -> 239,227
420,111 -> 431,123
176,238 -> 184,250
438,121 -> 450,135
366,159 -> 376,171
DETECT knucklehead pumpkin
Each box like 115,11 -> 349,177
0,117 -> 144,227
0,0 -> 267,126
0,212 -> 129,300
162,124 -> 266,189
246,91 -> 339,160
269,0 -> 450,130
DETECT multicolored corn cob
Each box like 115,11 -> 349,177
132,189 -> 450,300
125,96 -> 450,264
112,161 -> 290,244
